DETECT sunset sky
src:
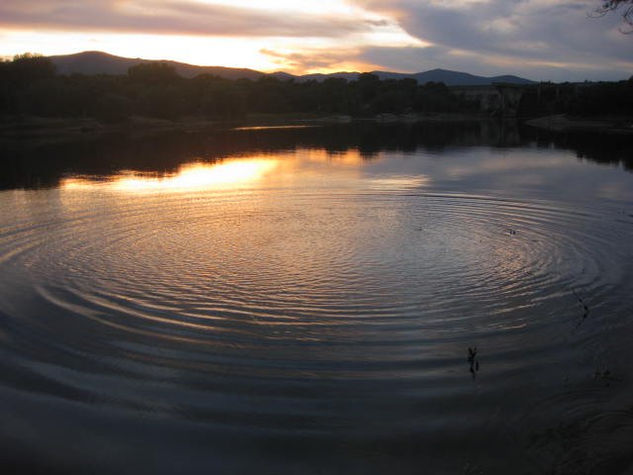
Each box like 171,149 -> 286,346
0,0 -> 631,81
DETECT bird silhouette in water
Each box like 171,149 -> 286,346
468,347 -> 480,378
572,289 -> 589,322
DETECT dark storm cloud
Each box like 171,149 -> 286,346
0,0 -> 365,37
352,0 -> 633,80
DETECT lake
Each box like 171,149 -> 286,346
1,122 -> 632,474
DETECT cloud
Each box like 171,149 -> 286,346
350,0 -> 633,80
0,0 -> 367,37
260,47 -> 371,72
0,0 -> 630,80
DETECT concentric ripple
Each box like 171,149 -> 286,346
1,149 -> 633,474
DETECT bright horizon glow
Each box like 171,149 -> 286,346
0,0 -> 423,74
0,28 -> 425,74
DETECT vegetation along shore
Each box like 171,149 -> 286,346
1,53 -> 632,142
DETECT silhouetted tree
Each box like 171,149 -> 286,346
127,62 -> 180,85
0,54 -> 56,114
596,0 -> 633,31
2,50 -> 628,122
9,53 -> 56,83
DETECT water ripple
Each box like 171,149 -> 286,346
1,177 -> 632,473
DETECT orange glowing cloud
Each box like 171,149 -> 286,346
0,0 -> 423,73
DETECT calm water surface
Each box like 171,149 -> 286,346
1,123 -> 633,474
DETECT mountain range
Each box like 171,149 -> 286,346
49,51 -> 535,86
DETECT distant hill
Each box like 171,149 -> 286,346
302,69 -> 535,86
298,72 -> 362,82
410,69 -> 534,86
48,51 -> 535,86
49,51 -> 264,80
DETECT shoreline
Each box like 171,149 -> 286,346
2,113 -> 632,146
524,114 -> 633,135
0,113 -> 501,145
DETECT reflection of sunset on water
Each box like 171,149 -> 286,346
60,149 -> 435,196
63,159 -> 279,193
301,149 -> 367,166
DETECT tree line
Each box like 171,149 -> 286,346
519,80 -> 633,117
1,54 -> 631,122
0,54 -> 476,122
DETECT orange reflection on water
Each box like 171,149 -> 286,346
63,158 -> 279,193
301,149 -> 367,166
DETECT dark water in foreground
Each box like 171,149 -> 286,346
1,123 -> 633,474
